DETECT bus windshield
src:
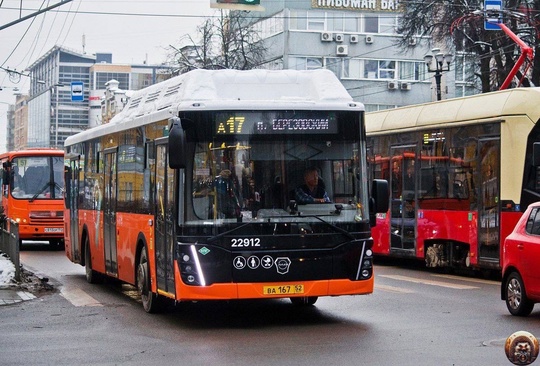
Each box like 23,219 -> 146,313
185,110 -> 369,225
11,156 -> 64,200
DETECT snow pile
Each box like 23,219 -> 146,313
0,252 -> 15,286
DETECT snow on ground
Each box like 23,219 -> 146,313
0,252 -> 16,286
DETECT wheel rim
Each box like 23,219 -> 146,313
507,277 -> 522,310
137,261 -> 148,296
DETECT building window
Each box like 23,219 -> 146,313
307,10 -> 325,31
399,61 -> 427,81
379,14 -> 398,34
289,56 -> 323,70
363,14 -> 378,33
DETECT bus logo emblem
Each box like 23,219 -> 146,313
275,257 -> 291,275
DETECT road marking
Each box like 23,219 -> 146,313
60,286 -> 102,307
431,274 -> 500,286
375,284 -> 415,294
16,291 -> 36,301
379,274 -> 478,290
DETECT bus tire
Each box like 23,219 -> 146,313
85,236 -> 102,284
505,271 -> 534,316
137,247 -> 163,313
290,296 -> 318,306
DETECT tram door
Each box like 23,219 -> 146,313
389,146 -> 417,253
478,138 -> 500,265
103,149 -> 118,276
154,143 -> 176,295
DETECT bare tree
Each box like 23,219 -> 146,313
168,10 -> 266,73
397,0 -> 539,92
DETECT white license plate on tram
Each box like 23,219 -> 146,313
44,228 -> 63,233
263,285 -> 304,295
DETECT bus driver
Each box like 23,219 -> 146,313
295,167 -> 331,204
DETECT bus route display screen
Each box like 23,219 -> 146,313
214,111 -> 338,136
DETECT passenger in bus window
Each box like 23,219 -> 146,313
295,167 -> 330,204
11,166 -> 25,196
214,169 -> 241,218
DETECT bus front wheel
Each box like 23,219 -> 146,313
137,247 -> 163,313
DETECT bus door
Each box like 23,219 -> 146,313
154,142 -> 176,296
68,157 -> 81,262
390,146 -> 417,252
478,138 -> 500,265
103,149 -> 118,276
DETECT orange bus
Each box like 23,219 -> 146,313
63,69 -> 388,312
0,149 -> 65,246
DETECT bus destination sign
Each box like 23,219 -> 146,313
215,112 -> 338,135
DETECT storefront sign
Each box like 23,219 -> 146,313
312,0 -> 401,11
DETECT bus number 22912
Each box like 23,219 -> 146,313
231,238 -> 261,248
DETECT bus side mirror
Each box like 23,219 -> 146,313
1,169 -> 8,186
369,179 -> 389,227
168,116 -> 186,169
1,162 -> 10,186
533,142 -> 540,167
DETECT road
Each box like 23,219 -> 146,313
0,243 -> 538,365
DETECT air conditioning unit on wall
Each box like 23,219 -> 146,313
350,35 -> 359,43
321,32 -> 332,42
400,82 -> 412,90
336,45 -> 349,56
335,33 -> 344,42
388,80 -> 398,90
365,35 -> 374,44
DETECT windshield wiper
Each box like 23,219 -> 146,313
29,181 -> 62,202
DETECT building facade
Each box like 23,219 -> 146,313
13,94 -> 29,151
25,46 -> 173,149
249,0 -> 477,111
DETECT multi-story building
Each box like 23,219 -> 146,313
13,94 -> 29,151
25,46 -> 172,148
247,0 -> 477,111
6,104 -> 15,152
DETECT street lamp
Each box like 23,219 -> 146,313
424,48 -> 453,101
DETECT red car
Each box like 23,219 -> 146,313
501,201 -> 540,316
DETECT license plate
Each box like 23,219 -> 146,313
44,228 -> 63,233
263,284 -> 304,295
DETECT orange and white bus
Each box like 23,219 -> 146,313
0,149 -> 65,246
366,87 -> 540,271
63,69 -> 388,312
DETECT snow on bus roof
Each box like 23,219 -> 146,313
111,68 -> 359,122
65,69 -> 362,146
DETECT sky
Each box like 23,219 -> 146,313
0,0 -> 217,153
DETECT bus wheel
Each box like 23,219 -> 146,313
137,247 -> 162,313
85,237 -> 102,284
290,296 -> 318,306
505,271 -> 534,316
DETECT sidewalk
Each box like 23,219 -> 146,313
0,252 -> 38,306
0,287 -> 36,306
